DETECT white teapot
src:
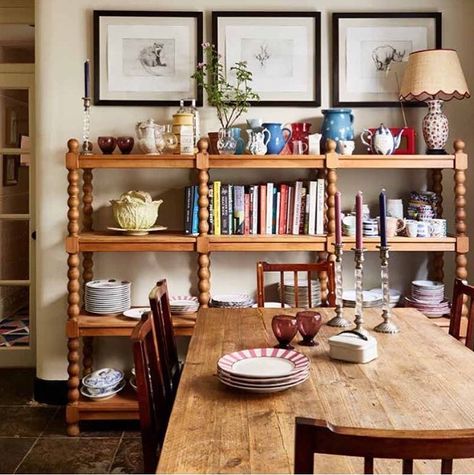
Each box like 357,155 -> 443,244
136,119 -> 165,154
360,124 -> 403,155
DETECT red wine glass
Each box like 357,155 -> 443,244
296,310 -> 322,346
271,314 -> 298,349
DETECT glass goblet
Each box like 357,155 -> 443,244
271,314 -> 298,350
296,311 -> 322,346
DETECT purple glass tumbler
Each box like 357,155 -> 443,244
271,314 -> 298,349
296,311 -> 322,346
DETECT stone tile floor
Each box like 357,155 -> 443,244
0,369 -> 143,474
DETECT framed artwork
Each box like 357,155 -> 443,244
93,10 -> 203,106
212,11 -> 321,107
333,12 -> 442,107
3,155 -> 19,186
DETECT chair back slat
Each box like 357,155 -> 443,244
403,459 -> 414,474
295,417 -> 474,474
132,312 -> 168,473
149,279 -> 180,403
363,457 -> 374,474
256,261 -> 336,308
449,278 -> 474,349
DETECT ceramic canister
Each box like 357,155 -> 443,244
321,109 -> 354,152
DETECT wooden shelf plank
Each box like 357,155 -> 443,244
208,234 -> 327,251
208,154 -> 325,169
77,385 -> 139,418
78,154 -> 195,169
341,236 -> 457,251
78,231 -> 196,252
73,310 -> 196,337
336,154 -> 455,169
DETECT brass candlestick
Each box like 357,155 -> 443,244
353,247 -> 368,335
374,245 -> 400,333
327,243 -> 350,327
81,96 -> 93,155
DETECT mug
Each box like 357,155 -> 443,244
338,140 -> 355,156
387,199 -> 404,219
308,133 -> 322,155
292,140 -> 308,155
417,221 -> 430,237
405,219 -> 418,238
342,215 -> 356,236
427,218 -> 447,237
384,217 -> 406,237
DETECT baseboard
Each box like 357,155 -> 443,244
34,377 -> 68,405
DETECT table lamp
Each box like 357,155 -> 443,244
399,49 -> 470,154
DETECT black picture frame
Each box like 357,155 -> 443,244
3,155 -> 19,186
333,12 -> 442,107
93,10 -> 203,106
212,11 -> 321,107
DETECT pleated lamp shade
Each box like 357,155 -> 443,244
399,49 -> 470,102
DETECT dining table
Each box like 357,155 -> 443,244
157,307 -> 474,474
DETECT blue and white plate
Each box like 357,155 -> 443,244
80,379 -> 126,400
82,368 -> 124,390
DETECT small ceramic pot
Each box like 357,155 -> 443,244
98,136 -> 117,154
117,136 -> 134,154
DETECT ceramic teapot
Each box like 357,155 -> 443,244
247,128 -> 271,156
360,124 -> 403,155
135,119 -> 165,154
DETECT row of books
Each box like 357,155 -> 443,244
184,180 -> 325,235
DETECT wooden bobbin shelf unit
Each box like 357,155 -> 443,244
65,137 -> 468,435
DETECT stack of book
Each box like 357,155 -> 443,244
184,180 -> 325,236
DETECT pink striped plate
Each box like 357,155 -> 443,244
217,348 -> 310,379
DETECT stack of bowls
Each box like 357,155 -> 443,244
80,368 -> 125,401
407,191 -> 439,220
404,280 -> 450,317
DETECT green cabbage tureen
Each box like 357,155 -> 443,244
110,190 -> 163,230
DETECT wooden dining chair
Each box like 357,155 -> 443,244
449,278 -> 474,349
294,417 -> 474,474
256,261 -> 336,308
131,311 -> 168,473
148,279 -> 181,404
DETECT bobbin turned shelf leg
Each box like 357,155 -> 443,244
197,139 -> 210,307
82,168 -> 94,376
431,168 -> 444,282
66,139 -> 81,436
454,140 -> 468,320
318,168 -> 328,301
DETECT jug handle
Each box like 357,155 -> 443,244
282,127 -> 292,145
263,128 -> 271,146
360,129 -> 372,148
350,112 -> 354,124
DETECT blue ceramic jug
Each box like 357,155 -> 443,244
262,122 -> 292,155
321,109 -> 354,151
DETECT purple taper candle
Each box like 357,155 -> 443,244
355,191 -> 363,250
335,191 -> 342,246
84,59 -> 90,98
379,189 -> 387,247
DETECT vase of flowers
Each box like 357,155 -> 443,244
192,43 -> 259,154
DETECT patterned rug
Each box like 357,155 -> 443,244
0,313 -> 30,347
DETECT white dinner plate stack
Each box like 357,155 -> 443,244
85,279 -> 131,314
217,348 -> 310,393
368,288 -> 402,308
342,290 -> 383,308
170,295 -> 199,315
278,277 -> 321,307
404,280 -> 450,318
210,293 -> 254,308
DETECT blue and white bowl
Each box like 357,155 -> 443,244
82,368 -> 124,391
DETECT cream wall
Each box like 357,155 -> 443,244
36,0 -> 474,380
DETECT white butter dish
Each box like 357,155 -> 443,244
328,330 -> 378,364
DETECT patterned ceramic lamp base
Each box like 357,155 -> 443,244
423,100 -> 448,154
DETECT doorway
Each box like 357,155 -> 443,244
0,11 -> 35,366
